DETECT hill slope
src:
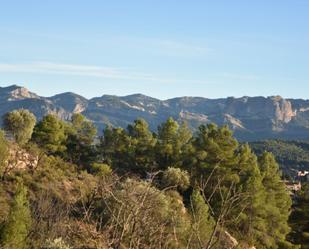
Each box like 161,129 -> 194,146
250,140 -> 309,176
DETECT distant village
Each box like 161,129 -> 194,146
285,170 -> 309,194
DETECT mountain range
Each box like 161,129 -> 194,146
0,84 -> 309,141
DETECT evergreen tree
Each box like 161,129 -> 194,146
189,124 -> 238,170
3,109 -> 36,145
232,144 -> 266,245
288,183 -> 309,248
189,189 -> 215,248
255,152 -> 292,248
1,181 -> 31,249
100,126 -> 133,173
66,114 -> 97,166
100,120 -> 157,174
32,114 -> 67,154
70,113 -> 97,145
187,124 -> 239,198
127,119 -> 157,173
186,124 -> 293,248
186,124 -> 247,245
156,118 -> 192,169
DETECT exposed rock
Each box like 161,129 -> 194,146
48,92 -> 88,114
0,85 -> 39,101
218,231 -> 238,249
271,96 -> 296,123
0,85 -> 309,141
223,114 -> 245,130
179,110 -> 209,122
9,86 -> 39,100
218,231 -> 257,249
6,144 -> 38,172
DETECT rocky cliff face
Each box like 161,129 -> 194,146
0,85 -> 308,141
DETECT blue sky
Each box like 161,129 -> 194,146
0,0 -> 308,99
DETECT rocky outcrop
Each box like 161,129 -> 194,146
0,85 -> 40,101
6,145 -> 38,172
9,87 -> 39,100
272,96 -> 296,123
179,110 -> 209,122
220,231 -> 239,248
223,114 -> 245,130
0,85 -> 309,141
218,231 -> 257,249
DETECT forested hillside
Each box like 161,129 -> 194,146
0,109 -> 306,248
250,140 -> 309,177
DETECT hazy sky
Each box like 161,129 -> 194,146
0,0 -> 308,99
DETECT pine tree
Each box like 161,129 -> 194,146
255,152 -> 292,248
1,181 -> 32,249
66,114 -> 97,166
156,118 -> 192,169
70,113 -> 97,145
288,183 -> 309,248
190,124 -> 238,170
127,119 -> 157,173
189,189 -> 215,248
186,124 -> 292,248
32,114 -> 67,154
188,124 -> 239,200
100,126 -> 133,173
232,144 -> 265,245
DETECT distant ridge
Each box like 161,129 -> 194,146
0,84 -> 309,141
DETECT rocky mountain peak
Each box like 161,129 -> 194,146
122,93 -> 161,104
269,95 -> 284,101
48,92 -> 88,113
0,85 -> 39,101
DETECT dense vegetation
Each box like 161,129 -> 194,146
0,109 -> 306,248
289,183 -> 309,248
250,140 -> 309,178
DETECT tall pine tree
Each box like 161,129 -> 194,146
127,119 -> 157,173
189,189 -> 215,248
156,118 -> 192,169
66,113 -> 97,166
256,152 -> 292,248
